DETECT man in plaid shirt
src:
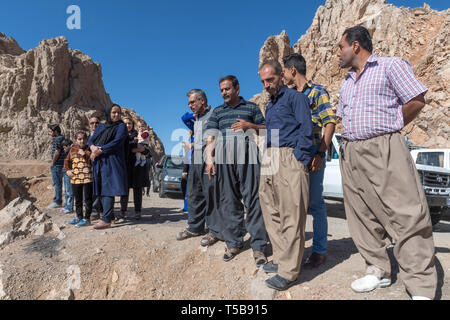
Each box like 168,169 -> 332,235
282,53 -> 336,269
337,25 -> 436,300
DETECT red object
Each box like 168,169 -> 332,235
141,131 -> 149,139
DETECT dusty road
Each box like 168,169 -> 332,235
0,160 -> 449,300
1,190 -> 449,300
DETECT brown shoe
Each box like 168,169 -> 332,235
92,220 -> 111,230
253,250 -> 268,267
200,233 -> 219,247
176,229 -> 201,241
303,252 -> 326,269
223,246 -> 242,262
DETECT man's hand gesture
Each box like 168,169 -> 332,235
231,119 -> 251,132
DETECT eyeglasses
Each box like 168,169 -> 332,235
90,122 -> 99,125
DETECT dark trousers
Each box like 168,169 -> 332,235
215,163 -> 268,252
186,163 -> 221,239
72,183 -> 93,220
181,177 -> 187,198
92,193 -> 103,213
101,196 -> 115,223
120,188 -> 142,213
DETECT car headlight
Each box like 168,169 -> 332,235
164,176 -> 178,182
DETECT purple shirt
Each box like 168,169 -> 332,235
337,55 -> 427,141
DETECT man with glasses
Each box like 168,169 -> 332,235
88,116 -> 100,139
87,115 -> 102,219
176,89 -> 223,248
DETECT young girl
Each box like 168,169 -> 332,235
64,131 -> 93,227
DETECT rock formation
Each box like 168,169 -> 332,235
253,0 -> 449,148
0,34 -> 165,161
0,198 -> 62,249
0,173 -> 17,210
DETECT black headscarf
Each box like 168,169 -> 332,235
92,104 -> 124,145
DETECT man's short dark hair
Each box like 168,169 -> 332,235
186,89 -> 208,104
259,60 -> 282,76
282,54 -> 307,76
219,75 -> 239,88
343,25 -> 373,53
48,124 -> 61,135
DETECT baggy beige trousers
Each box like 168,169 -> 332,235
340,132 -> 437,298
259,147 -> 310,281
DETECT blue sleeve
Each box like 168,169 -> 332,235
292,92 -> 313,158
181,112 -> 195,131
206,108 -> 219,130
99,123 -> 128,155
55,136 -> 64,152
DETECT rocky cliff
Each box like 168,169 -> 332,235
0,34 -> 165,160
253,0 -> 449,148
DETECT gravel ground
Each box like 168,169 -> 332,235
0,161 -> 449,300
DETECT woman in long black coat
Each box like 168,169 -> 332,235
88,104 -> 128,229
118,116 -> 150,221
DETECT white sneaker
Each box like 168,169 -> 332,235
412,296 -> 432,300
351,275 -> 391,293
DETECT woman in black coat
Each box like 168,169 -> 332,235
118,116 -> 150,221
89,104 -> 128,229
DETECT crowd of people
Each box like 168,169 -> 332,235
47,106 -> 153,229
46,26 -> 437,299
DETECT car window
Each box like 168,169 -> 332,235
165,157 -> 184,169
416,152 -> 444,168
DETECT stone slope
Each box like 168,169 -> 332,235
0,34 -> 165,160
253,0 -> 449,148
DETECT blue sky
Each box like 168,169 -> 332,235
1,0 -> 448,154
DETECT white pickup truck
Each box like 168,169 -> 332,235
323,134 -> 450,225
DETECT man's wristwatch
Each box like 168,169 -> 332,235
317,151 -> 326,159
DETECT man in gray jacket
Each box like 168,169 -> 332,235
176,89 -> 222,247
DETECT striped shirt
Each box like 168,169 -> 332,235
206,97 -> 265,137
51,135 -> 65,166
337,55 -> 428,141
301,81 -> 336,146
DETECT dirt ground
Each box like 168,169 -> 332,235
0,160 -> 449,300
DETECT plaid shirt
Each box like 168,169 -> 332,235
337,55 -> 428,141
302,81 -> 336,146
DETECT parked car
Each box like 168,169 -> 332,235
152,159 -> 162,192
157,155 -> 184,198
410,149 -> 450,170
323,134 -> 450,225
410,148 -> 450,224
